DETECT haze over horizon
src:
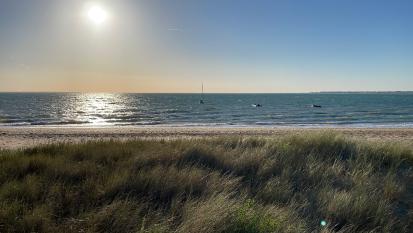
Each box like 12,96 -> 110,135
0,0 -> 412,93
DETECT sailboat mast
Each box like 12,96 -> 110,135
199,82 -> 204,104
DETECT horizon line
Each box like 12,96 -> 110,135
1,91 -> 412,94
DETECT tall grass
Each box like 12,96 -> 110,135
0,133 -> 412,232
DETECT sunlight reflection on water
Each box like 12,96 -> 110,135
72,93 -> 128,126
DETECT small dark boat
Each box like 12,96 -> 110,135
312,104 -> 322,108
252,104 -> 262,107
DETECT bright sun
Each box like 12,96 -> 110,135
87,4 -> 108,26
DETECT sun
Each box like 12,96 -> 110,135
86,4 -> 108,26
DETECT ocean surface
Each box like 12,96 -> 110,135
0,93 -> 412,128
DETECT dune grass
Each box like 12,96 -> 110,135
0,133 -> 412,233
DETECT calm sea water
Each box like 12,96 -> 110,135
0,93 -> 412,127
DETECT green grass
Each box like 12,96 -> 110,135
0,133 -> 412,233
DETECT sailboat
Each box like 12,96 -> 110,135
199,83 -> 204,104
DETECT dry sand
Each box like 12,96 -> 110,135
1,126 -> 413,150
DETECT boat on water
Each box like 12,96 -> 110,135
252,104 -> 262,107
312,104 -> 322,108
199,83 -> 204,104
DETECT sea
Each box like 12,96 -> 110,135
0,92 -> 412,128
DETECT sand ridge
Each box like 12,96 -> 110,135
1,126 -> 413,150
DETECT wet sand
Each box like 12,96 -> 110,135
1,126 -> 413,150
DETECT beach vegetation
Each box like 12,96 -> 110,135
0,133 -> 412,232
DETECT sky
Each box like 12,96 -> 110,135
0,0 -> 412,93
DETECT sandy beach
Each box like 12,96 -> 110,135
1,126 -> 413,150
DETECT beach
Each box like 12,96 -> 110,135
1,126 -> 413,150
2,1 -> 412,231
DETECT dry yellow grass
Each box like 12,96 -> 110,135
0,133 -> 412,232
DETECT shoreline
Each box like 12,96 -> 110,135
1,126 -> 413,150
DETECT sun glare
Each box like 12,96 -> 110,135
86,4 -> 108,26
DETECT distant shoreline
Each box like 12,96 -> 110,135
1,126 -> 413,150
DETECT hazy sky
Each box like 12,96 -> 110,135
0,0 -> 412,93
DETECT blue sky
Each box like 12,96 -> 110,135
0,0 -> 412,92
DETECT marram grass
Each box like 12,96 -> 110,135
0,133 -> 412,233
